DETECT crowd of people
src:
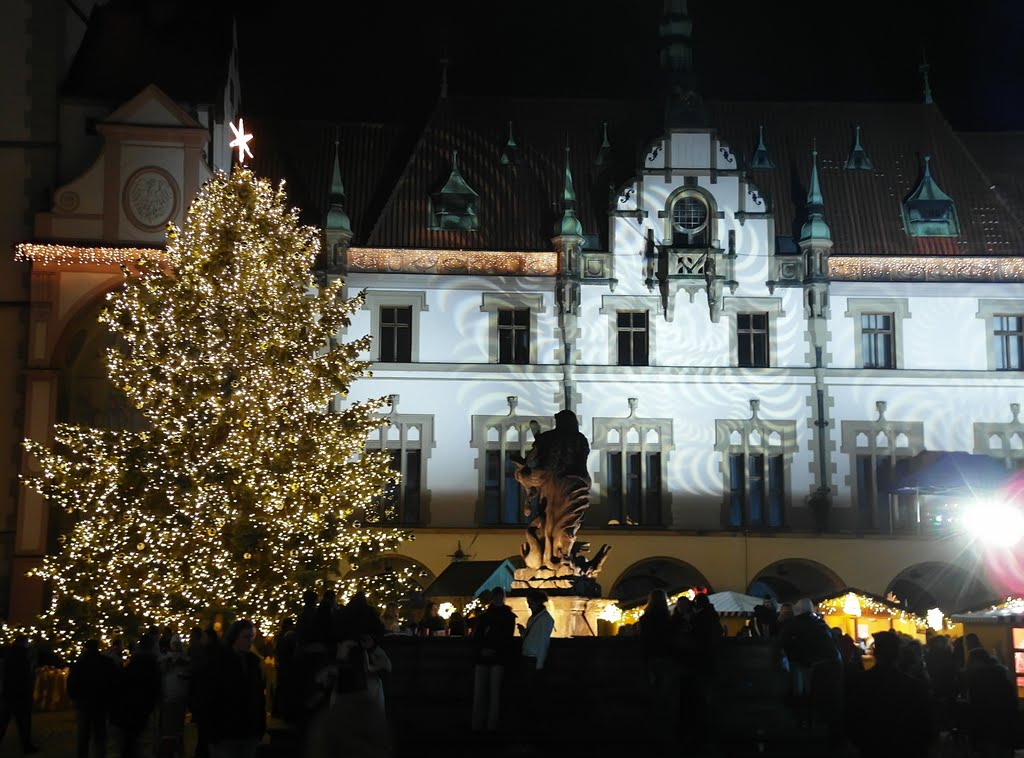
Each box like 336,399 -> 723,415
0,588 -> 1018,757
632,590 -> 1020,757
0,585 -> 557,758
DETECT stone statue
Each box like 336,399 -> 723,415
511,410 -> 610,592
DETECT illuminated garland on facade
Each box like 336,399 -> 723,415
830,255 -> 1024,282
15,243 -> 166,267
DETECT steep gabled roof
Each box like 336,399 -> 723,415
366,96 -> 659,251
710,101 -> 1024,255
247,118 -> 412,246
250,98 -> 1024,257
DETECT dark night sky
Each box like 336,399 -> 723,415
235,0 -> 1024,131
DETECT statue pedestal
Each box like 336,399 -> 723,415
507,595 -> 619,638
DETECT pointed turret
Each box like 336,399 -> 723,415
555,146 -> 583,240
798,145 -> 833,324
324,133 -> 353,270
800,147 -> 831,243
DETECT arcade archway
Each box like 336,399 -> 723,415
748,558 -> 844,602
609,557 -> 713,603
886,561 -> 998,613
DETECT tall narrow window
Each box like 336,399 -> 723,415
483,450 -> 524,525
737,313 -> 770,368
607,451 -> 662,525
617,311 -> 649,366
473,413 -> 544,527
861,313 -> 895,368
379,306 -> 412,362
843,418 -> 922,534
728,453 -> 783,528
994,315 -> 1024,371
380,449 -> 422,524
497,308 -> 530,365
365,407 -> 433,526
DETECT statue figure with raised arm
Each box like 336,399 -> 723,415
511,409 -> 610,592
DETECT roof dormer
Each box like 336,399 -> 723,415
902,155 -> 960,238
430,150 -> 479,231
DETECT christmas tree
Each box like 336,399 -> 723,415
24,166 -> 413,643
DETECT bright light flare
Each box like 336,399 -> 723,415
437,602 -> 456,620
963,499 -> 1024,548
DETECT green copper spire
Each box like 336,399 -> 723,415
500,121 -> 520,165
844,125 -> 874,170
919,50 -> 933,104
556,146 -> 583,238
594,121 -> 612,169
439,150 -> 479,197
800,146 -> 831,242
325,135 -> 352,233
750,125 -> 776,169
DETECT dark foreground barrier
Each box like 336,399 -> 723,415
264,636 -> 831,757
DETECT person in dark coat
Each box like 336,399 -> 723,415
416,602 -> 448,637
0,635 -> 39,754
470,586 -> 516,732
781,598 -> 842,730
339,591 -> 386,643
845,630 -> 933,757
206,620 -> 266,758
188,627 -> 218,758
639,589 -> 679,740
67,639 -> 118,758
963,647 -> 1017,757
115,634 -> 162,758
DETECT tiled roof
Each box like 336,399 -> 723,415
710,101 -> 1024,255
366,97 -> 659,251
957,131 -> 1024,230
247,118 -> 413,247
254,98 -> 1024,257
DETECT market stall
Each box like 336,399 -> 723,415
950,597 -> 1024,698
813,588 -> 960,644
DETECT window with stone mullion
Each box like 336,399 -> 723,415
616,311 -> 649,366
993,315 -> 1024,370
498,308 -> 530,365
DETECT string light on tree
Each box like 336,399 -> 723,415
21,125 -> 413,650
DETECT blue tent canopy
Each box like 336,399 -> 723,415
890,451 -> 1011,495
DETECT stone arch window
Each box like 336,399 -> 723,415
715,401 -> 796,529
975,404 -> 1024,470
365,396 -> 435,525
471,401 -> 551,526
593,399 -> 673,527
841,403 -> 923,533
665,186 -> 716,249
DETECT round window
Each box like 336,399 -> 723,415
672,195 -> 708,233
